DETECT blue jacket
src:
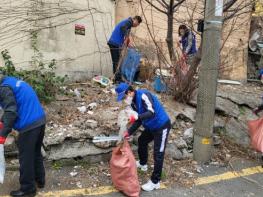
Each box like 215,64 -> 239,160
108,18 -> 133,47
135,90 -> 170,131
181,31 -> 197,55
0,77 -> 45,132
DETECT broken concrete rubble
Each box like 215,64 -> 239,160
183,128 -> 193,145
174,137 -> 188,149
3,83 -> 262,163
217,88 -> 261,109
225,117 -> 250,146
166,143 -> 183,160
188,85 -> 263,147
166,143 -> 193,160
85,120 -> 98,129
176,107 -> 196,122
47,141 -> 111,160
215,97 -> 240,118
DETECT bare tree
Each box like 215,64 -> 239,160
144,0 -> 186,63
141,0 -> 255,102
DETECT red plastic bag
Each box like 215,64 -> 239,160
248,117 -> 263,152
110,140 -> 140,197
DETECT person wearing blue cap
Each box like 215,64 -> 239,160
115,83 -> 171,192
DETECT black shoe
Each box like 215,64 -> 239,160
36,181 -> 45,189
10,189 -> 36,197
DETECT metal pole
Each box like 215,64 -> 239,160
193,0 -> 223,162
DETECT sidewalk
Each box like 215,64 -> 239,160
1,158 -> 262,197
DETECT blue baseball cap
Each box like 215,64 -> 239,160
115,83 -> 129,102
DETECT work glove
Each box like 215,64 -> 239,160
129,115 -> 137,124
0,122 -> 5,145
123,131 -> 130,140
0,137 -> 5,145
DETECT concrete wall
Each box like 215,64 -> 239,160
0,0 -> 252,81
115,0 -> 252,81
0,0 -> 115,81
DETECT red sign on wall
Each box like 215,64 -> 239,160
75,24 -> 85,35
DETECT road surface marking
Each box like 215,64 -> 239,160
19,183 -> 166,197
1,166 -> 262,196
195,165 -> 263,186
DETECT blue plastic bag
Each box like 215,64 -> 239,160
121,48 -> 141,83
153,76 -> 167,93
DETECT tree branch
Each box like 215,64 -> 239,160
160,0 -> 169,7
173,0 -> 186,10
156,0 -> 168,9
223,0 -> 238,12
144,0 -> 168,14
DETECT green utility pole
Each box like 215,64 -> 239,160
193,0 -> 223,162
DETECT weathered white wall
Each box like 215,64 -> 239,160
0,0 -> 115,81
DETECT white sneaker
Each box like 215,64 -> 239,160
136,160 -> 148,172
142,180 -> 160,191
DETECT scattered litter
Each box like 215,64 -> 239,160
87,111 -> 94,115
213,135 -> 222,145
111,107 -> 119,111
155,69 -> 173,77
110,88 -> 116,94
195,165 -> 204,174
92,76 -> 110,87
117,107 -> 138,139
74,88 -> 81,98
218,80 -> 242,85
103,89 -> 110,94
70,171 -> 78,177
76,181 -> 83,188
10,159 -> 19,165
77,106 -> 87,113
226,154 -> 232,161
88,102 -> 97,110
210,161 -> 220,166
134,81 -> 143,85
61,86 -> 67,90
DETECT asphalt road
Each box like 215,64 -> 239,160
1,158 -> 263,197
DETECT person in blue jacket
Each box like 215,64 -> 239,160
115,83 -> 171,192
108,16 -> 142,83
0,73 -> 46,197
179,24 -> 197,65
